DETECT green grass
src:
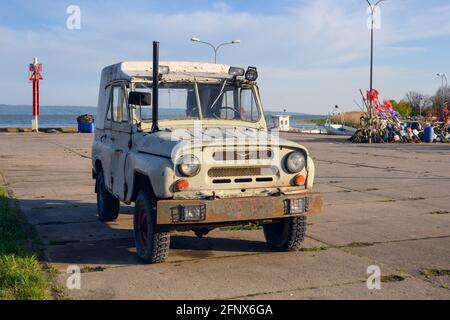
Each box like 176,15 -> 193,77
420,269 -> 450,277
299,246 -> 327,252
0,186 -> 51,300
429,211 -> 450,215
221,224 -> 263,231
305,118 -> 327,126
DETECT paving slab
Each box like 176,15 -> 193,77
241,277 -> 450,300
58,247 -> 398,300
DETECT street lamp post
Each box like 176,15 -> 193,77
366,0 -> 386,144
437,73 -> 448,109
190,37 -> 241,63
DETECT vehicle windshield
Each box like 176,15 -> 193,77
131,81 -> 261,123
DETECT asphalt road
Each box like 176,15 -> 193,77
0,132 -> 449,299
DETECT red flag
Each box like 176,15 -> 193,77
383,100 -> 393,110
367,89 -> 379,102
375,100 -> 382,111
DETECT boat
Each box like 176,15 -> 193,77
324,123 -> 357,136
324,106 -> 358,136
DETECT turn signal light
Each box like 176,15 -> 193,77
175,179 -> 189,191
294,175 -> 306,186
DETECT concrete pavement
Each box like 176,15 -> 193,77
0,132 -> 449,299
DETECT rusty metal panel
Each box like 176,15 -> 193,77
157,192 -> 322,225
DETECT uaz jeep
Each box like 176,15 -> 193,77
92,43 -> 322,264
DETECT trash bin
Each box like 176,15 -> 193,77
77,114 -> 95,133
424,126 -> 434,143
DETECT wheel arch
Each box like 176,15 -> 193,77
94,159 -> 103,193
130,171 -> 156,203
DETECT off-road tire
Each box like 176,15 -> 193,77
134,188 -> 170,264
263,216 -> 307,251
96,170 -> 120,222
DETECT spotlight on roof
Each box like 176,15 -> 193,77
245,67 -> 258,81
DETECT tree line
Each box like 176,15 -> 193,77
391,88 -> 450,119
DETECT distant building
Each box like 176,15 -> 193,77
272,115 -> 290,131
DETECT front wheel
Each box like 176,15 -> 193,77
134,188 -> 171,264
263,216 -> 307,251
96,170 -> 120,222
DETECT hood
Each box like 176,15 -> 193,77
135,128 -> 307,159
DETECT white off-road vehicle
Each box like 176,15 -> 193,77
92,43 -> 322,264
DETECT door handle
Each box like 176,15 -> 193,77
115,149 -> 123,154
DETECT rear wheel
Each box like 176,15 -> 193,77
96,170 -> 120,222
263,216 -> 307,251
134,188 -> 170,264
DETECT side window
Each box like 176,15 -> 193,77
111,86 -> 129,123
105,88 -> 112,121
220,90 -> 236,120
106,103 -> 112,121
240,88 -> 259,122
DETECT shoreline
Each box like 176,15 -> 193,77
0,127 -> 79,133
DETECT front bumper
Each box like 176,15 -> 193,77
156,192 -> 322,225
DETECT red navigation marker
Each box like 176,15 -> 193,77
29,58 -> 43,132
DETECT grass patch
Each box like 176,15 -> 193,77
407,197 -> 425,201
381,275 -> 405,283
299,246 -> 327,252
304,118 -> 327,126
0,186 -> 51,300
344,242 -> 374,248
80,266 -> 105,273
420,269 -> 450,277
221,224 -> 263,231
429,211 -> 450,215
376,199 -> 397,203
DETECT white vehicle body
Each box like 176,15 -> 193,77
92,59 -> 322,263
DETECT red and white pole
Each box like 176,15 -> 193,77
29,58 -> 43,132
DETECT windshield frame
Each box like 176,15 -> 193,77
129,79 -> 264,128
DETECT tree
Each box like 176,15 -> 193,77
432,87 -> 450,113
405,91 -> 432,116
394,100 -> 412,118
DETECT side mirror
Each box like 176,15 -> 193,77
128,92 -> 152,106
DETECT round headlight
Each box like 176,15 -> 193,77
177,155 -> 201,177
285,152 -> 306,173
245,67 -> 258,81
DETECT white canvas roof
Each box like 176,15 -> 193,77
101,61 -> 233,84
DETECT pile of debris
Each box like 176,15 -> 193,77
349,89 -> 450,143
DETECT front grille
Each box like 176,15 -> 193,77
208,166 -> 275,178
213,149 -> 272,161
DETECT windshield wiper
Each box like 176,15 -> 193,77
208,80 -> 227,111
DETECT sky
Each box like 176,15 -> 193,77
0,0 -> 450,114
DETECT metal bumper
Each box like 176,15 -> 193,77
156,192 -> 322,225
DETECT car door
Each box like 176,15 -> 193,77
110,84 -> 132,200
100,86 -> 114,192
